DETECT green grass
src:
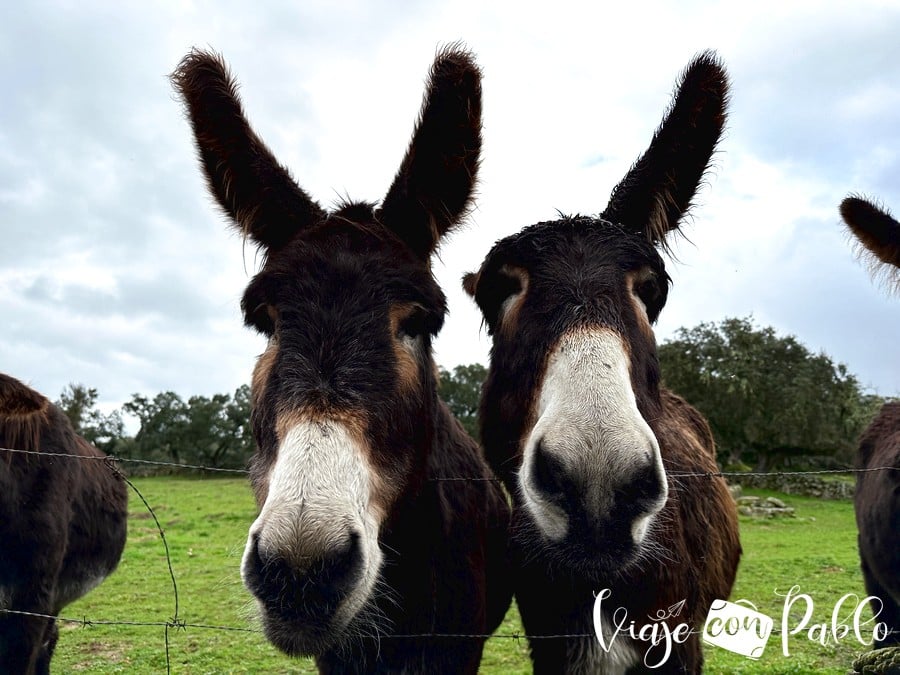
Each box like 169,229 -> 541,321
705,490 -> 877,674
50,479 -> 877,673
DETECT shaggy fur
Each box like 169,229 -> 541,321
173,47 -> 511,673
0,374 -> 127,675
465,52 -> 741,673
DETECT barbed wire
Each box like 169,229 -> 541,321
1,445 -> 897,480
1,443 -> 897,672
3,606 -> 896,642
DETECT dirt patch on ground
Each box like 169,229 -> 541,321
70,642 -> 130,671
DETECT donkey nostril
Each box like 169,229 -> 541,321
618,462 -> 666,515
246,532 -> 265,577
532,441 -> 568,500
314,531 -> 362,590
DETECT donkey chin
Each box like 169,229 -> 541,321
241,510 -> 384,656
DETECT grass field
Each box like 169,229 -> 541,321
48,477 -> 879,674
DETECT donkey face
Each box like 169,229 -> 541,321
174,48 -> 481,656
465,52 -> 728,575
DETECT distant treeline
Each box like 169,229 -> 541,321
59,316 -> 891,474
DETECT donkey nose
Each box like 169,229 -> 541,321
245,531 -> 363,620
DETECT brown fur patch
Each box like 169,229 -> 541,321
389,303 -> 425,393
251,340 -> 278,410
625,268 -> 657,340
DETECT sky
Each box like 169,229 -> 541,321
2,1 -> 898,424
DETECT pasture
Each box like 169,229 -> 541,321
50,476 -> 876,674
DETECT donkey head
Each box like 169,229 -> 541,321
840,196 -> 900,294
464,52 -> 728,575
174,47 -> 482,655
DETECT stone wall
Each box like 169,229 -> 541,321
728,472 -> 854,500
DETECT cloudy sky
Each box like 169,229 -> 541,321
2,1 -> 898,423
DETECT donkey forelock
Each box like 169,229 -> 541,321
174,46 -> 483,659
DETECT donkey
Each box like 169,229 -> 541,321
173,48 -> 511,672
0,374 -> 128,675
464,52 -> 741,673
840,196 -> 900,649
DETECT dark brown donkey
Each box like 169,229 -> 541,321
840,196 -> 900,649
173,48 -> 511,672
464,52 -> 741,673
0,374 -> 128,675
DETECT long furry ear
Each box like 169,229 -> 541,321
462,271 -> 479,297
172,49 -> 325,250
602,50 -> 729,251
840,195 -> 900,294
377,46 -> 482,259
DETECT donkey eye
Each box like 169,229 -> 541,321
495,271 -> 524,305
246,303 -> 278,336
396,308 -> 427,340
631,273 -> 665,321
634,279 -> 659,306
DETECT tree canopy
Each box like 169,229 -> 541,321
121,386 -> 252,469
439,363 -> 487,438
658,316 -> 881,469
56,383 -> 125,454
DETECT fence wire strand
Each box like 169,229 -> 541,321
0,444 -> 897,672
1,445 -> 897,480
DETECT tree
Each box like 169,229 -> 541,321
438,364 -> 487,438
658,316 -> 876,470
56,383 -> 125,453
122,386 -> 253,469
122,391 -> 190,464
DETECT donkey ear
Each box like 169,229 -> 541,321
462,271 -> 479,297
840,196 -> 900,270
172,49 -> 326,251
840,196 -> 900,293
601,50 -> 728,250
377,47 -> 482,259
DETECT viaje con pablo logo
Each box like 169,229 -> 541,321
593,585 -> 889,668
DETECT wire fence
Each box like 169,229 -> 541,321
0,445 -> 897,673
